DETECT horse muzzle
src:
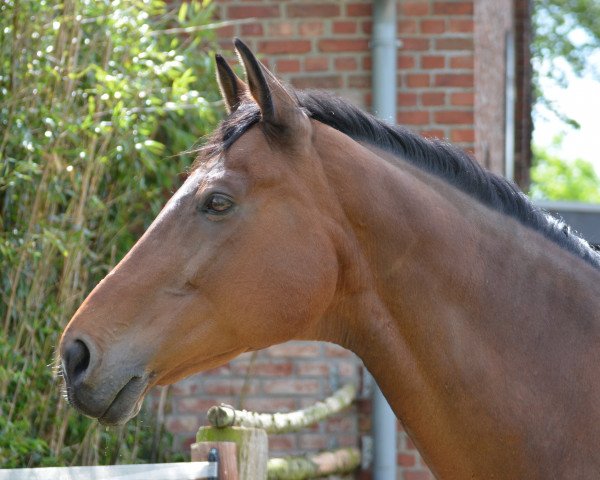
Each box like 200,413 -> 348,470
60,336 -> 150,425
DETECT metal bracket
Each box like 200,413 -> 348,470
207,447 -> 219,480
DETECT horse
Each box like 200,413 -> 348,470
59,39 -> 600,479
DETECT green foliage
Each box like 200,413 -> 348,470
532,0 -> 600,127
1,0 -> 221,467
529,138 -> 600,202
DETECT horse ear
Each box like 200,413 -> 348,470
215,53 -> 247,114
233,38 -> 300,126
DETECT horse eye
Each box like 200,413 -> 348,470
202,193 -> 234,215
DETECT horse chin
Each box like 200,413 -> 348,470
98,395 -> 144,426
96,375 -> 150,426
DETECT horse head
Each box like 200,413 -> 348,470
59,40 -> 345,425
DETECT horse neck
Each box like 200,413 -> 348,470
312,125 -> 600,478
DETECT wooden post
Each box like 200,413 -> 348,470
196,426 -> 268,480
191,441 -> 238,480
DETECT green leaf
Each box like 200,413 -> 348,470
178,2 -> 188,23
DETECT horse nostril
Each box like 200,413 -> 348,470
63,339 -> 91,385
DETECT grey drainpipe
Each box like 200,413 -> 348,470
371,1 -> 398,479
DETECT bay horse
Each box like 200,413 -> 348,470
60,39 -> 600,478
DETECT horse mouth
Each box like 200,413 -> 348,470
90,375 -> 151,426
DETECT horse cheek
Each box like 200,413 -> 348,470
254,237 -> 338,345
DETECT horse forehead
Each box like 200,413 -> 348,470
222,128 -> 289,183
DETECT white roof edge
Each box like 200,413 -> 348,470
535,200 -> 600,214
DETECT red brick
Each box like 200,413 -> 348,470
451,92 -> 474,106
434,73 -> 474,87
406,73 -> 430,88
291,75 -> 343,89
240,23 -> 263,36
449,55 -> 474,69
269,434 -> 297,452
319,38 -> 369,52
398,54 -> 416,69
398,453 -> 417,467
202,379 -> 259,396
231,360 -> 294,376
421,55 -> 445,69
177,397 -> 222,414
398,93 -> 418,106
171,379 -> 199,396
242,398 -> 296,412
267,343 -> 320,357
227,5 -> 279,19
348,74 -> 371,88
362,20 -> 373,35
334,57 -> 358,71
299,21 -> 324,36
296,361 -> 329,376
287,4 -> 340,17
336,361 -> 359,378
338,434 -> 359,447
420,19 -> 445,34
202,365 -> 230,376
276,59 -> 301,73
325,415 -> 356,433
451,128 -> 475,142
216,39 -> 233,51
398,19 -> 418,34
165,415 -> 201,434
401,1 -> 430,16
359,413 -> 372,431
433,1 -> 474,15
305,57 -> 329,72
435,37 -> 474,51
215,24 -> 235,38
333,21 -> 357,34
347,3 -> 372,16
362,56 -> 372,70
262,379 -> 321,395
421,92 -> 446,106
398,110 -> 430,125
401,37 -> 430,51
299,434 -> 328,450
435,110 -> 474,124
259,40 -> 311,54
448,19 -> 475,32
269,22 -> 294,36
404,471 -> 435,480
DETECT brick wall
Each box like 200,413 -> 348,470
214,0 -> 476,154
159,1 -> 530,478
159,342 -> 366,463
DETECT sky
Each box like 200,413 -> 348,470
532,46 -> 600,173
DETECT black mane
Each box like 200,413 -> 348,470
197,89 -> 600,269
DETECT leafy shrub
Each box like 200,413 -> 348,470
529,138 -> 600,203
0,0 -> 221,467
